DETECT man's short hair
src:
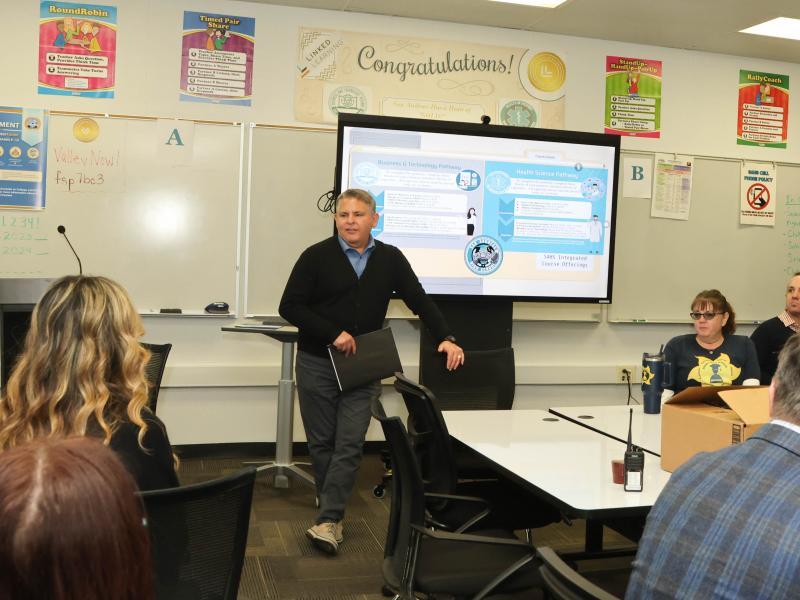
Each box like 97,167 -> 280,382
335,189 -> 375,213
773,334 -> 800,423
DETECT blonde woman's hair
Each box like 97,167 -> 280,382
0,275 -> 151,451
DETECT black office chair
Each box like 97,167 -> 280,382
394,373 -> 561,533
371,396 -> 543,600
142,342 -> 172,415
139,467 -> 256,600
537,546 -> 619,600
418,347 -> 516,480
419,346 -> 516,411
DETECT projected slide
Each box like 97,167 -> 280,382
339,120 -> 618,301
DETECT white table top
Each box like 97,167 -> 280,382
443,409 -> 670,518
548,404 -> 662,457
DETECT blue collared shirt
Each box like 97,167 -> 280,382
338,235 -> 375,279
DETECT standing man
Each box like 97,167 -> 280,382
626,334 -> 800,599
279,189 -> 464,555
751,272 -> 800,384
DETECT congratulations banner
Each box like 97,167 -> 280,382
38,1 -> 117,98
295,28 -> 566,128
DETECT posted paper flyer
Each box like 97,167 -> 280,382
0,107 -> 48,210
38,1 -> 117,98
740,162 -> 776,226
651,154 -> 693,220
295,28 -> 567,128
604,56 -> 662,138
180,11 -> 256,106
737,69 -> 789,148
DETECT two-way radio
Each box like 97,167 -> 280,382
624,407 -> 644,492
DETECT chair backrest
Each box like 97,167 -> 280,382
537,546 -> 619,600
139,467 -> 256,600
393,372 -> 459,497
371,396 -> 427,593
419,347 -> 515,410
141,342 -> 172,415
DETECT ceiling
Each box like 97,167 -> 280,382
243,0 -> 800,63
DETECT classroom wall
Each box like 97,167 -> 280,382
2,0 -> 795,444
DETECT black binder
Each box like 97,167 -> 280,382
327,327 -> 402,392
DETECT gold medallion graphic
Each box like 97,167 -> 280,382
73,117 -> 100,143
527,52 -> 566,93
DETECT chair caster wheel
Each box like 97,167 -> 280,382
373,484 -> 385,498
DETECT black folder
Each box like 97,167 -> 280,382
327,327 -> 402,392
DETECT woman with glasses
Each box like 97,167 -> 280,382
662,289 -> 760,400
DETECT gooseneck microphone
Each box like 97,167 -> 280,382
57,225 -> 83,275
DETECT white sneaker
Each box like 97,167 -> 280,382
334,521 -> 344,544
306,522 -> 338,555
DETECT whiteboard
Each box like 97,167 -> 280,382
244,125 -> 599,321
609,158 -> 800,322
0,114 -> 242,313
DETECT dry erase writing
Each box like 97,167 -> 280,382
54,169 -> 105,191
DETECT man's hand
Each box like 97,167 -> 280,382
438,340 -> 464,371
332,331 -> 356,356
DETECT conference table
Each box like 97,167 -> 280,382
548,404 -> 662,456
442,409 -> 670,556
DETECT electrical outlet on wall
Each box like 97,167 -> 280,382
616,365 -> 640,383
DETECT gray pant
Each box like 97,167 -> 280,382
296,351 -> 380,523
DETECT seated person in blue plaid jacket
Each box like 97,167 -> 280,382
626,334 -> 800,600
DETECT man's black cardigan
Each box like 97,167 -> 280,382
279,236 -> 452,358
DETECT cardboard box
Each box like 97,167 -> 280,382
660,386 -> 770,472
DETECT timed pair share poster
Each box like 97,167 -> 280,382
38,1 -> 117,98
180,11 -> 256,106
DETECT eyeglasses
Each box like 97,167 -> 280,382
689,311 -> 723,320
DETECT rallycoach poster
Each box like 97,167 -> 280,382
737,69 -> 789,148
604,56 -> 662,138
180,11 -> 256,105
295,28 -> 567,128
38,1 -> 117,98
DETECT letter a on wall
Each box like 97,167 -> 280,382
156,118 -> 195,165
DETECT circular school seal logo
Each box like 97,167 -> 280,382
24,117 -> 41,130
486,171 -> 511,194
353,161 -> 379,186
9,146 -> 21,159
328,86 -> 368,115
73,117 -> 99,143
500,100 -> 538,127
465,236 -> 503,276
